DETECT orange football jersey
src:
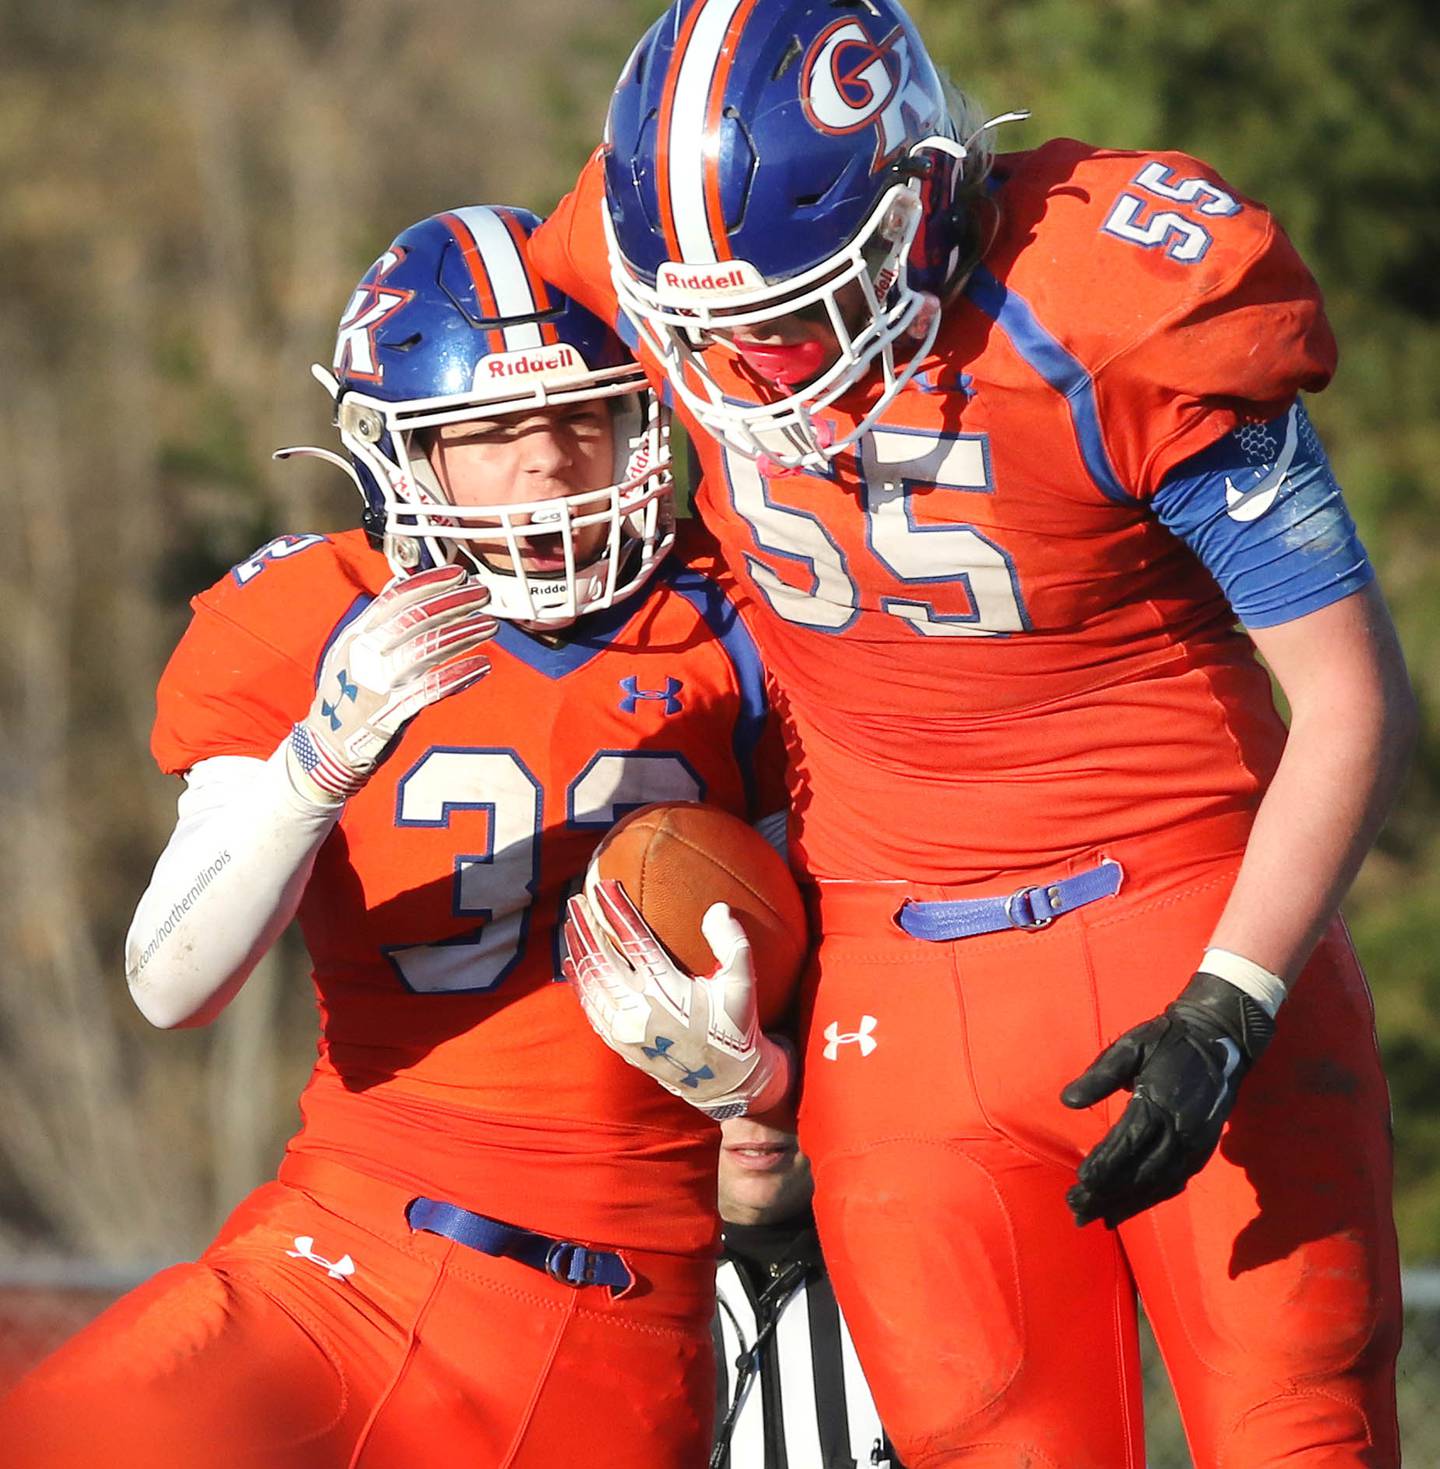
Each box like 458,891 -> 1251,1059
532,140 -> 1334,882
151,525 -> 784,1253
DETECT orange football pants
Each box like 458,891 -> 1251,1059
0,1155 -> 716,1468
797,830 -> 1402,1468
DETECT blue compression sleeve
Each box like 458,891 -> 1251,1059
1152,400 -> 1373,628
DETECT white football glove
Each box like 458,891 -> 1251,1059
563,879 -> 794,1120
289,564 -> 497,802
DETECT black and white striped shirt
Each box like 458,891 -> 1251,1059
711,1220 -> 899,1469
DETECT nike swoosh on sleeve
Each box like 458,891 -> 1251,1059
1224,404 -> 1300,522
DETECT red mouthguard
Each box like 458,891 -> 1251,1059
733,337 -> 829,386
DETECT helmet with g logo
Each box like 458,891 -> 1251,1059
603,0 -> 973,469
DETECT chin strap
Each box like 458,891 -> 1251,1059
271,443 -> 364,489
270,443 -> 391,551
966,108 -> 1032,151
909,111 -> 1030,170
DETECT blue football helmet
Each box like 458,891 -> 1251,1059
281,206 -> 673,626
603,0 -> 974,469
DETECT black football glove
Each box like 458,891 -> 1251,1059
1060,970 -> 1276,1229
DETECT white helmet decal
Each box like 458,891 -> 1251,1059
801,23 -> 934,168
333,249 -> 414,384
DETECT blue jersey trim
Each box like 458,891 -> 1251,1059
665,565 -> 769,818
964,266 -> 1133,505
1153,401 -> 1374,628
313,594 -> 372,688
491,592 -> 646,679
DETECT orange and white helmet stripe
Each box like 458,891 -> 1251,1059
655,0 -> 764,265
436,207 -> 560,351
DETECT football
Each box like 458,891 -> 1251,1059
585,802 -> 807,1028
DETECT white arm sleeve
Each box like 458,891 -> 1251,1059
124,743 -> 343,1029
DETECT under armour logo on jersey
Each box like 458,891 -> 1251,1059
320,668 -> 359,730
822,1015 -> 878,1060
915,369 -> 976,398
642,1034 -> 716,1089
334,247 -> 415,384
286,1236 -> 356,1281
1225,404 -> 1300,522
619,675 -> 683,715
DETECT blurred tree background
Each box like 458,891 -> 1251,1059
0,0 -> 1435,1271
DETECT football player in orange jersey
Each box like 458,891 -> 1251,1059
0,206 -> 794,1469
539,1 -> 1417,1464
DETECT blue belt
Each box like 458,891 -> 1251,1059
896,859 -> 1124,941
406,1197 -> 633,1292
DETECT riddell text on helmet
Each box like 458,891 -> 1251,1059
656,261 -> 764,297
479,344 -> 585,381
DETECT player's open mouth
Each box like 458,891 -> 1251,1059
517,544 -> 571,572
723,1142 -> 796,1173
476,536 -> 600,576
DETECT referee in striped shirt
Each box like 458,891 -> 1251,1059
712,1107 -> 901,1469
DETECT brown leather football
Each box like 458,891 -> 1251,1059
586,802 -> 806,1028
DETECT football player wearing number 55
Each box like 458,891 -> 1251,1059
536,0 -> 1416,1463
0,207 -> 791,1469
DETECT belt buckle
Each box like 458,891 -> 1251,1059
544,1240 -> 592,1287
1004,884 -> 1055,931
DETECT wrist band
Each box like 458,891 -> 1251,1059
287,725 -> 362,803
1200,947 -> 1288,1019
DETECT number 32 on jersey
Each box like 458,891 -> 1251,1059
386,746 -> 702,994
723,427 -> 1031,637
